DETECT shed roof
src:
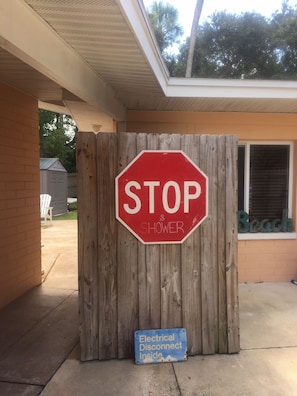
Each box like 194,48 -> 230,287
40,158 -> 66,172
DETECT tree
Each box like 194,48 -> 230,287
175,11 -> 280,79
39,109 -> 77,173
185,0 -> 204,78
146,1 -> 183,72
271,1 -> 297,79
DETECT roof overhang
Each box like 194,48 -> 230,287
121,1 -> 297,100
0,0 -> 125,131
1,0 -> 297,132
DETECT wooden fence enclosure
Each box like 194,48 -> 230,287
77,132 -> 239,361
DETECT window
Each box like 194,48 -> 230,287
238,142 -> 293,234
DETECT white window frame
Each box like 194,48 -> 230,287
238,141 -> 296,240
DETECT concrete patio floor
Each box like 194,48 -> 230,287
0,220 -> 297,395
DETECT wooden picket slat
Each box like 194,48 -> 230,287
226,135 -> 240,353
78,131 -> 239,361
217,136 -> 228,353
199,135 -> 218,354
117,133 -> 139,358
97,133 -> 118,359
138,133 -> 161,330
181,134 -> 202,355
77,132 -> 99,361
159,134 -> 182,330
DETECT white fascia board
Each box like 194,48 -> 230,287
117,0 -> 169,93
0,1 -> 126,120
167,77 -> 297,99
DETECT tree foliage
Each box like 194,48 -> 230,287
271,1 -> 297,78
177,11 -> 279,79
39,109 -> 77,173
147,0 -> 297,80
146,1 -> 183,55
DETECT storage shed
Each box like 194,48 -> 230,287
40,158 -> 68,216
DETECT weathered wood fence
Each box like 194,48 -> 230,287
77,132 -> 239,361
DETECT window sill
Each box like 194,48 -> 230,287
238,232 -> 296,241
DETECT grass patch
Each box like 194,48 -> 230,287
53,201 -> 77,221
54,210 -> 77,221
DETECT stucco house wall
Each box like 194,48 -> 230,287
0,82 -> 41,308
126,110 -> 297,283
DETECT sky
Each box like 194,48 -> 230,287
143,0 -> 296,38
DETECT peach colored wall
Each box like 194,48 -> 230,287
239,239 -> 297,282
126,111 -> 297,140
127,110 -> 297,283
0,82 -> 41,308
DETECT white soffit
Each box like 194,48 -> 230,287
0,0 -> 125,120
24,0 -> 163,100
117,0 -> 169,93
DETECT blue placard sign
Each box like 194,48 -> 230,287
134,328 -> 187,364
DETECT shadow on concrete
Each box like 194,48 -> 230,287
0,220 -> 79,395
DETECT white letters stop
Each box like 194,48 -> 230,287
123,180 -> 201,215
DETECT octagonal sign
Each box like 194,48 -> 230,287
115,150 -> 208,244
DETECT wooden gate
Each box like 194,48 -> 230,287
77,132 -> 239,361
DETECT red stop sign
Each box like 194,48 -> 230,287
115,150 -> 208,244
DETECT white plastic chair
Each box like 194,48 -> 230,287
40,194 -> 53,225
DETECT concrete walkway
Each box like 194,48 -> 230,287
0,220 -> 78,396
1,220 -> 297,395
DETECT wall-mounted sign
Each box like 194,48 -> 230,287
238,209 -> 294,233
134,328 -> 187,364
115,150 -> 208,244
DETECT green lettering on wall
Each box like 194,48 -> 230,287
238,210 -> 294,233
260,219 -> 272,232
250,219 -> 260,233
